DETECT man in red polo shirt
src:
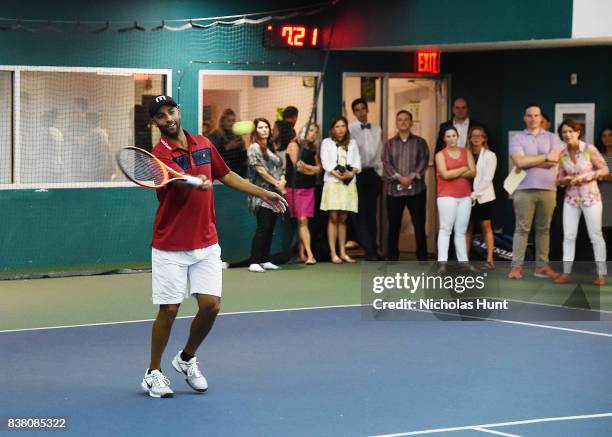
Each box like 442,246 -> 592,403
141,95 -> 287,398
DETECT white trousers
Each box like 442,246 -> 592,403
437,196 -> 472,262
562,201 -> 607,275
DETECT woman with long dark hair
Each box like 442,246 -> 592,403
320,116 -> 361,264
286,123 -> 322,264
247,118 -> 286,273
435,126 -> 476,269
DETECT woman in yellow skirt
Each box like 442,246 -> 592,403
320,116 -> 361,263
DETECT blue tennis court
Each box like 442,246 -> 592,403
2,304 -> 612,436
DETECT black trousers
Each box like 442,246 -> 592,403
387,190 -> 428,261
250,207 -> 278,264
356,168 -> 382,258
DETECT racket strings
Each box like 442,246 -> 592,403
118,149 -> 166,187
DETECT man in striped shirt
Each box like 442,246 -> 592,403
382,110 -> 430,261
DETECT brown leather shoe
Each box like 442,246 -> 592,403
534,265 -> 560,280
507,266 -> 523,279
594,276 -> 606,286
554,273 -> 572,284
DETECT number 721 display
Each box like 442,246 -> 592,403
263,23 -> 320,48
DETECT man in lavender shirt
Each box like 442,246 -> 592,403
508,103 -> 563,280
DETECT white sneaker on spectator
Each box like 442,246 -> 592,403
249,263 -> 265,272
261,262 -> 279,270
172,351 -> 208,392
141,369 -> 174,398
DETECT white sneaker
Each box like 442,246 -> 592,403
141,369 -> 174,398
249,263 -> 265,272
261,262 -> 279,270
172,351 -> 208,392
221,261 -> 230,270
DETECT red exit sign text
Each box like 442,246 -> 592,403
415,50 -> 441,74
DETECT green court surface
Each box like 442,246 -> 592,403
1,262 -> 610,331
0,263 -> 362,331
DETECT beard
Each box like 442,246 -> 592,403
158,120 -> 181,138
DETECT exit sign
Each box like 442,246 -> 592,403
415,50 -> 441,74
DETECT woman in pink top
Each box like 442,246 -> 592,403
435,126 -> 476,265
555,119 -> 609,285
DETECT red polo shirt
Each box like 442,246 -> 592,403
151,130 -> 230,251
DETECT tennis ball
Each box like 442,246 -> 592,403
232,120 -> 255,136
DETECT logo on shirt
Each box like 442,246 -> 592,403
160,138 -> 172,150
173,155 -> 191,171
192,148 -> 211,166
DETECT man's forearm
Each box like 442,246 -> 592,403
533,161 -> 558,168
383,161 -> 400,180
221,171 -> 267,197
513,154 -> 548,169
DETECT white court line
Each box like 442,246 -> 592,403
401,307 -> 612,339
490,296 -> 612,315
0,304 -> 362,333
369,412 -> 612,437
2,303 -> 612,339
472,427 -> 522,437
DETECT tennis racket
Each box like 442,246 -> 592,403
116,146 -> 207,189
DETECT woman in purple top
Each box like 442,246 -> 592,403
555,119 -> 609,285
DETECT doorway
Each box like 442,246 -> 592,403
343,74 -> 448,259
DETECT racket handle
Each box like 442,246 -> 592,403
183,175 -> 204,186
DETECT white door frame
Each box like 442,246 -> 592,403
342,72 -> 450,258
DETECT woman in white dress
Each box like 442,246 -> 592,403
320,116 -> 361,264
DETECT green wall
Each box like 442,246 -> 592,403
0,186 -> 290,276
0,188 -> 155,275
332,0 -> 573,49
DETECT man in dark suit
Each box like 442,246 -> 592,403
435,97 -> 484,154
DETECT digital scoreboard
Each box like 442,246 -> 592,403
263,23 -> 321,48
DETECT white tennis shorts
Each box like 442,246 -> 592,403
151,244 -> 223,305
